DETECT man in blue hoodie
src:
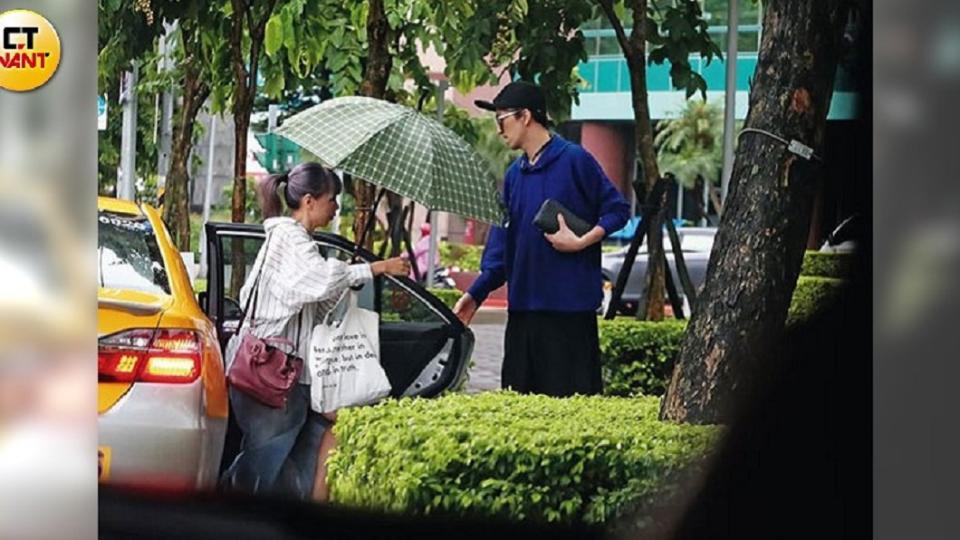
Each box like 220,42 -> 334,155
453,81 -> 631,397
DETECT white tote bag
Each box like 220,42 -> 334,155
308,290 -> 391,413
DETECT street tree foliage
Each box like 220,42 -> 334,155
99,1 -> 221,249
246,0 -> 600,247
151,2 -> 223,251
98,0 -> 166,197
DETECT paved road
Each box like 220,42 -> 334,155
464,309 -> 506,394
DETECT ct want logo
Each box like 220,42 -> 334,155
0,9 -> 61,92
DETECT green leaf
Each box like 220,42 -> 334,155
264,70 -> 285,98
264,15 -> 283,57
515,0 -> 529,16
282,9 -> 296,50
645,16 -> 662,45
613,0 -> 626,22
648,47 -> 668,65
329,51 -> 350,73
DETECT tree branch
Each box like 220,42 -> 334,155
245,0 -> 277,97
631,0 -> 647,45
252,0 -> 278,39
230,0 -> 248,106
244,3 -> 255,39
595,0 -> 633,57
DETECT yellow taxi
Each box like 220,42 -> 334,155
98,197 -> 227,490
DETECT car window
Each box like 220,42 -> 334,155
97,212 -> 170,295
316,240 -> 443,324
379,277 -> 445,323
220,235 -> 266,303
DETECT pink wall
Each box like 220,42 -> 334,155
580,122 -> 629,195
452,71 -> 512,117
418,44 -> 512,118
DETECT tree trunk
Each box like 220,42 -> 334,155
660,0 -> 847,424
625,36 -> 666,322
599,0 -> 666,321
162,57 -> 209,251
352,0 -> 393,249
229,0 -> 275,296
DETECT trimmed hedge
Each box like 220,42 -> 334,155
599,275 -> 846,397
801,251 -> 854,279
787,276 -> 844,325
328,392 -> 717,528
599,320 -> 687,397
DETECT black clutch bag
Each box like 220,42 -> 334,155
532,199 -> 593,237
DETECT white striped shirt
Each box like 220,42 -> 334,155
236,217 -> 373,384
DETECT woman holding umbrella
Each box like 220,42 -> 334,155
221,162 -> 409,501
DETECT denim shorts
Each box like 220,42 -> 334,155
220,384 -> 331,500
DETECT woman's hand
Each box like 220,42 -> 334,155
371,256 -> 410,277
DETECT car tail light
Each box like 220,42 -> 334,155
99,329 -> 202,384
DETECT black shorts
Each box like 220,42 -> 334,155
501,311 -> 602,397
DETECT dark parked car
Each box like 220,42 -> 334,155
202,222 -> 475,471
601,227 -> 716,315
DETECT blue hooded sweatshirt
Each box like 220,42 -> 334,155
468,135 -> 630,312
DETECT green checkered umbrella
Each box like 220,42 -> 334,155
276,96 -> 505,224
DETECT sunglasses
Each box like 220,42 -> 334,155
495,109 -> 522,130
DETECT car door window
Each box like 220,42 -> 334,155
221,235 -> 264,302
379,276 -> 446,323
216,235 -> 265,336
314,241 -> 443,324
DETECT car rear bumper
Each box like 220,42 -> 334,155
98,380 -> 225,491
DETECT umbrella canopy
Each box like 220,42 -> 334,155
276,96 -> 504,224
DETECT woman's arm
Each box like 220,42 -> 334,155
270,226 -> 404,305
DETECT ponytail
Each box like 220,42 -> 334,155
256,172 -> 288,218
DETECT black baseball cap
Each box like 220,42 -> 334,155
475,81 -> 548,123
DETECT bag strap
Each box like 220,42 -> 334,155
323,288 -> 353,325
295,309 -> 302,355
237,231 -> 274,332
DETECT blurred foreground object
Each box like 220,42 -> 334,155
0,1 -> 97,538
0,178 -> 94,539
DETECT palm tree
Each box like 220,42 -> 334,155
654,99 -> 724,190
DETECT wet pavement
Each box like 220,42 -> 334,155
464,308 -> 506,394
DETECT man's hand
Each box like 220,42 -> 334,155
546,215 -> 607,253
545,214 -> 586,253
453,293 -> 478,325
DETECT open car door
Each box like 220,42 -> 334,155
202,222 -> 474,398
